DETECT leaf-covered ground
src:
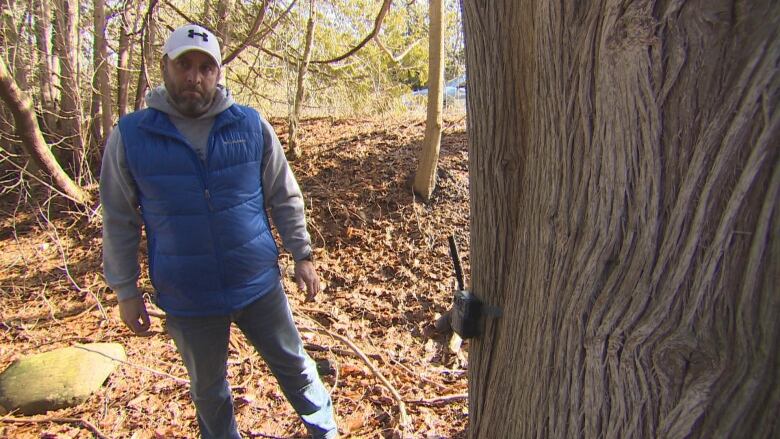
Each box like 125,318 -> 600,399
0,115 -> 472,438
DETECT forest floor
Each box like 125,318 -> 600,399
0,114 -> 472,438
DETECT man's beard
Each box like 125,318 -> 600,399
163,69 -> 215,117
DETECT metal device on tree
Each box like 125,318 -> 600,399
448,235 -> 501,339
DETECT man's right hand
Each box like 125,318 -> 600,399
118,296 -> 152,335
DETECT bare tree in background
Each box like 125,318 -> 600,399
33,0 -> 57,131
116,6 -> 133,118
0,56 -> 90,203
53,0 -> 83,170
134,0 -> 158,111
1,0 -> 30,90
287,0 -> 315,160
413,0 -> 444,201
463,1 -> 779,437
92,0 -> 113,142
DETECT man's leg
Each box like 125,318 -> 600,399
235,286 -> 338,439
166,313 -> 240,439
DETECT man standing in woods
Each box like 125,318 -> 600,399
99,24 -> 338,439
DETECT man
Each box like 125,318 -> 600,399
100,24 -> 338,439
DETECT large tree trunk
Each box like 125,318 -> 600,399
413,0 -> 444,201
463,1 -> 779,438
0,56 -> 90,204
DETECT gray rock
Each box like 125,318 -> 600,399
0,343 -> 126,415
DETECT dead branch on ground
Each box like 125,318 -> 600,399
298,321 -> 411,431
0,415 -> 110,439
406,393 -> 467,406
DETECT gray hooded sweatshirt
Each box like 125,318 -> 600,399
100,85 -> 312,302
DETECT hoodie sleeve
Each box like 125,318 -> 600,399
100,127 -> 144,301
260,117 -> 312,261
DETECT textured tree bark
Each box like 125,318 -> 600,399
1,0 -> 29,90
0,56 -> 90,204
116,11 -> 131,118
53,0 -> 82,154
34,0 -> 57,131
93,0 -> 112,141
413,0 -> 444,201
134,1 -> 157,111
0,0 -> 22,145
463,1 -> 779,438
288,5 -> 315,161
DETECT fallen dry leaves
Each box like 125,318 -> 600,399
0,114 -> 470,438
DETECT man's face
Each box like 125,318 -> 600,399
162,51 -> 220,117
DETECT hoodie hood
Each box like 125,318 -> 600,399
146,84 -> 234,119
144,85 -> 235,162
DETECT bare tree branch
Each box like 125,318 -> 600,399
312,0 -> 393,64
221,0 -> 270,65
374,36 -> 421,63
134,0 -> 160,110
160,0 -> 200,28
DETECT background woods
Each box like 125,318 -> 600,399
0,0 -> 466,200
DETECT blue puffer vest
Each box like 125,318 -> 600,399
119,105 -> 280,317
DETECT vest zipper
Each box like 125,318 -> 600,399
182,134 -> 224,292
204,189 -> 213,211
201,128 -> 226,297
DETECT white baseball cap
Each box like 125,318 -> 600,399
163,24 -> 222,67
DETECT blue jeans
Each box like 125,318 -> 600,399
165,286 -> 337,439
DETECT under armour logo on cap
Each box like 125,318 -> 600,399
187,29 -> 209,42
163,24 -> 222,67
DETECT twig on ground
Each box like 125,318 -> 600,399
36,283 -> 58,321
308,220 -> 327,248
74,345 -> 189,385
34,204 -> 107,320
3,303 -> 97,328
303,342 -> 381,361
385,356 -> 450,392
298,322 -> 411,431
405,393 -> 468,406
358,331 -> 452,392
245,431 -> 304,439
0,415 -> 110,439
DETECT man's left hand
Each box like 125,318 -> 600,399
294,259 -> 320,301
